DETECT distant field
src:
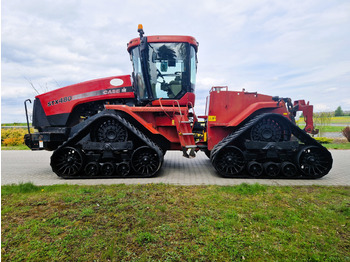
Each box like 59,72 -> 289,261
329,116 -> 350,124
296,115 -> 350,126
1,123 -> 27,127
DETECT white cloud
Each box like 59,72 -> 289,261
314,103 -> 332,112
2,0 -> 350,123
342,98 -> 350,108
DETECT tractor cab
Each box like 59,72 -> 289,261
127,25 -> 198,105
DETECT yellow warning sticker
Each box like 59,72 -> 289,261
208,116 -> 216,121
172,120 -> 175,125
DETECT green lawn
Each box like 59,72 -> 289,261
297,125 -> 347,133
323,143 -> 350,150
1,144 -> 30,150
318,126 -> 348,132
2,183 -> 349,261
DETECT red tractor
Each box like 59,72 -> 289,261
24,25 -> 332,179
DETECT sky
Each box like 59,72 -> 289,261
1,0 -> 350,123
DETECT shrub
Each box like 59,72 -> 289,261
2,137 -> 24,146
1,128 -> 28,146
342,126 -> 350,142
314,137 -> 333,144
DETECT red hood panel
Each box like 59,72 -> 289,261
37,75 -> 134,116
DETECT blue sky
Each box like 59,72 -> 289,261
1,0 -> 350,123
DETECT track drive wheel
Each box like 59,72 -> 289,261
51,147 -> 84,177
251,116 -> 290,142
131,146 -> 161,176
212,146 -> 245,177
92,118 -> 128,142
297,146 -> 332,178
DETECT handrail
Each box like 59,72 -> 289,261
173,100 -> 183,117
158,98 -> 172,119
24,99 -> 32,135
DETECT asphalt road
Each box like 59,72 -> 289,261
1,150 -> 350,186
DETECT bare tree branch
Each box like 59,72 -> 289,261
24,77 -> 40,95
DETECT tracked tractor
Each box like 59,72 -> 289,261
24,25 -> 332,179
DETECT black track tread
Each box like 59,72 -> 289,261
115,115 -> 164,177
51,110 -> 164,179
210,113 -> 332,179
210,114 -> 264,161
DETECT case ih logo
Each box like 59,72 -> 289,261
102,87 -> 127,95
47,87 -> 133,107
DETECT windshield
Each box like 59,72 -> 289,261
131,42 -> 197,100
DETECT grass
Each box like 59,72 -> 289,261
323,143 -> 350,150
1,123 -> 27,127
1,144 -> 30,150
2,183 -> 349,261
297,125 -> 347,132
318,126 -> 348,132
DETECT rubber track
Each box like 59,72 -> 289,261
51,111 -> 164,178
114,114 -> 164,166
210,113 -> 332,178
210,114 -> 266,161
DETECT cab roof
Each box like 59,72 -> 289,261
127,35 -> 198,53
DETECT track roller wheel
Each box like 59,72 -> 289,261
263,162 -> 280,177
92,118 -> 128,142
247,161 -> 263,177
212,146 -> 245,177
117,162 -> 130,177
51,147 -> 84,177
297,146 -> 332,178
101,162 -> 115,176
84,162 -> 100,176
131,146 -> 161,176
281,162 -> 297,178
251,116 -> 290,142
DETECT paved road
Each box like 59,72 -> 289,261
1,150 -> 350,186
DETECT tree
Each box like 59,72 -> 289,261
335,106 -> 344,117
313,112 -> 332,136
